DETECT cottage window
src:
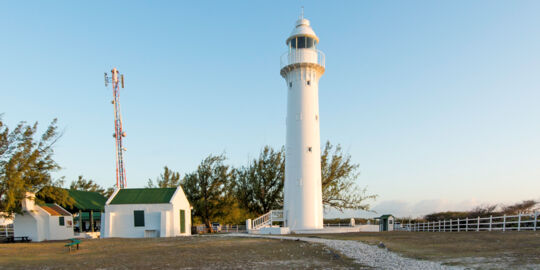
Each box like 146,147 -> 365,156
59,216 -> 65,226
134,210 -> 145,227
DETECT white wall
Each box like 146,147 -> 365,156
170,188 -> 191,236
47,215 -> 74,240
358,224 -> 380,232
388,217 -> 395,231
14,213 -> 39,241
105,203 -> 172,238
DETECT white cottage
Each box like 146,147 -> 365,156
13,193 -> 74,242
102,187 -> 191,238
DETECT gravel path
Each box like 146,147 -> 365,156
229,234 -> 464,270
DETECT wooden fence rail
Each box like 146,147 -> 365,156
396,212 -> 538,232
0,224 -> 14,239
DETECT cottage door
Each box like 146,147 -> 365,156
180,210 -> 185,233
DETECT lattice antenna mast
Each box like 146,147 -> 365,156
104,68 -> 127,189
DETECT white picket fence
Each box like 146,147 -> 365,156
399,212 -> 539,232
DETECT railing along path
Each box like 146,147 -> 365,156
396,212 -> 539,232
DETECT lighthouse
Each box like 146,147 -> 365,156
281,15 -> 325,231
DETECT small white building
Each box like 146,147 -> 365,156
102,187 -> 191,238
13,193 -> 74,242
376,214 -> 395,232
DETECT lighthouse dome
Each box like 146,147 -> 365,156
286,18 -> 319,46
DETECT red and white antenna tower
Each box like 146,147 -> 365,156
104,68 -> 127,189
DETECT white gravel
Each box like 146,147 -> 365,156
228,234 -> 464,270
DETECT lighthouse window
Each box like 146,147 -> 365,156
289,82 -> 292,87
307,37 -> 315,48
290,36 -> 317,49
307,80 -> 311,85
297,36 -> 306,48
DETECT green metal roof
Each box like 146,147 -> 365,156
377,214 -> 394,219
68,189 -> 107,211
77,212 -> 101,220
109,188 -> 177,204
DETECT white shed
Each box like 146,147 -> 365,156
102,187 -> 191,238
376,214 -> 395,232
13,193 -> 74,242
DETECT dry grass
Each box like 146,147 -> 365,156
0,235 -> 363,269
303,231 -> 540,268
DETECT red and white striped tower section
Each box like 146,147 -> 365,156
105,68 -> 127,189
281,14 -> 325,231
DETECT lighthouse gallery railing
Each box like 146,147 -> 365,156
280,49 -> 325,70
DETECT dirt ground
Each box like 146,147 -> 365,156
303,231 -> 540,269
0,235 -> 363,270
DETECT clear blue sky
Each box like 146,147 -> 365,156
1,1 -> 539,217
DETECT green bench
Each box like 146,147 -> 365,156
65,238 -> 81,252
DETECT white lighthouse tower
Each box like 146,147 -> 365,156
281,14 -> 325,231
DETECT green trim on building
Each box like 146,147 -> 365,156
67,189 -> 107,211
110,188 -> 176,204
134,210 -> 145,227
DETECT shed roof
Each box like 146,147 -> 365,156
40,204 -> 71,216
376,214 -> 394,219
109,188 -> 177,205
68,189 -> 107,211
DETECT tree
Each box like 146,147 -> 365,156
182,154 -> 231,231
69,175 -> 114,198
424,204 -> 500,221
103,187 -> 115,198
36,177 -> 74,208
146,166 -> 181,188
70,175 -> 105,194
424,211 -> 469,222
0,118 -> 65,216
320,141 -> 377,212
502,200 -> 538,215
234,146 -> 285,216
468,204 -> 498,218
